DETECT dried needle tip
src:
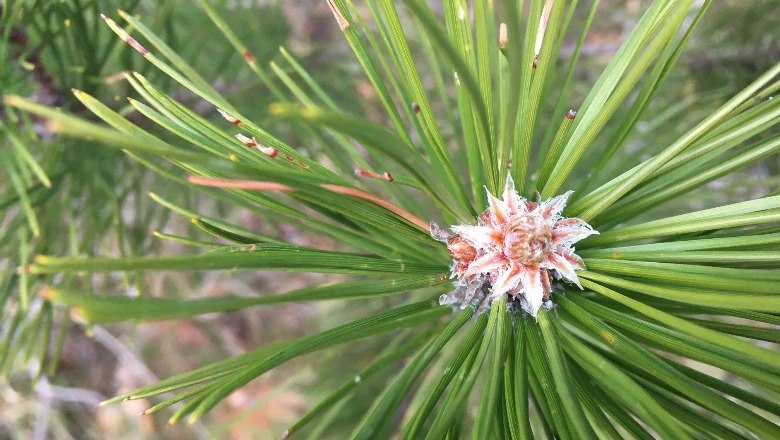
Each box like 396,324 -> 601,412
242,50 -> 256,64
235,133 -> 258,148
217,108 -> 241,125
533,0 -> 554,65
325,0 -> 350,31
100,13 -> 149,56
499,23 -> 508,49
566,109 -> 577,120
258,145 -> 279,159
279,153 -> 308,168
277,430 -> 291,440
259,145 -> 278,158
355,168 -> 394,182
104,71 -> 131,84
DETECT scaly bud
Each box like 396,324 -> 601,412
432,175 -> 598,317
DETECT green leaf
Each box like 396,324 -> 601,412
570,294 -> 780,391
401,312 -> 488,440
573,61 -> 780,220
537,309 -> 597,439
42,274 -> 445,323
269,103 -> 474,223
424,307 -> 495,440
29,244 -> 447,275
351,306 -> 473,439
399,0 -> 496,193
582,196 -> 780,247
558,296 -> 780,439
542,0 -> 694,197
580,278 -> 780,374
282,330 -> 434,439
557,326 -> 690,439
117,10 -> 226,105
471,300 -> 510,440
3,95 -> 227,168
583,259 -> 779,294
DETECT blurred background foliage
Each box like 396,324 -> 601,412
0,0 -> 777,438
1,0 -> 288,437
